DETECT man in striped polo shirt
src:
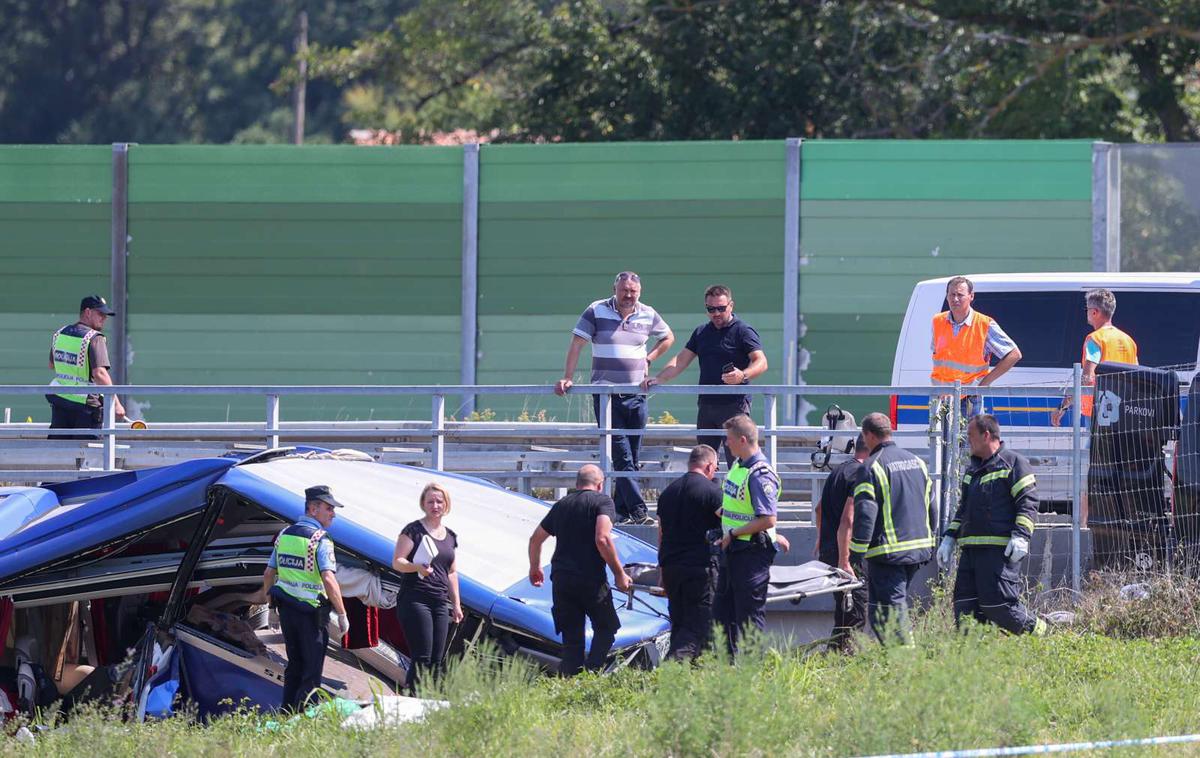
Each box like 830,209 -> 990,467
556,272 -> 674,523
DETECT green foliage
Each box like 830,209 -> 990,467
6,0 -> 1200,146
11,627 -> 1200,756
0,0 -> 412,144
654,410 -> 678,424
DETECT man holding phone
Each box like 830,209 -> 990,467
643,285 -> 768,468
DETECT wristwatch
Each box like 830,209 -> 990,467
727,528 -> 737,540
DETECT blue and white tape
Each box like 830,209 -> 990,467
856,733 -> 1200,758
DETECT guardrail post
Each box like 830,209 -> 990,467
764,394 -> 778,469
265,394 -> 280,449
598,392 -> 612,495
929,391 -> 945,530
431,394 -> 445,471
103,398 -> 116,471
945,381 -> 963,534
1071,362 -> 1083,593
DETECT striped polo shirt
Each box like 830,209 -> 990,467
573,297 -> 670,384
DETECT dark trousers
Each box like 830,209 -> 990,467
713,544 -> 774,655
953,547 -> 1041,634
593,394 -> 647,519
47,399 -> 101,440
278,604 -> 328,712
866,561 -> 921,645
551,573 -> 621,676
396,595 -> 451,692
697,401 -> 749,469
661,562 -> 718,660
832,575 -> 868,653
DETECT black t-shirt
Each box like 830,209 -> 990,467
683,316 -> 764,406
656,471 -> 722,569
539,489 -> 618,585
817,459 -> 864,565
398,520 -> 458,604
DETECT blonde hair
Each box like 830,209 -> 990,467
420,481 -> 452,516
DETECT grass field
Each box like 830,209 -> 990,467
5,584 -> 1200,757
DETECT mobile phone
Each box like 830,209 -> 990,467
722,362 -> 737,374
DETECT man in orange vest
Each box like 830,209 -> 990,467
1051,288 -> 1138,427
930,277 -> 1022,414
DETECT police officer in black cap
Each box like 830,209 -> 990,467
46,295 -> 126,438
255,485 -> 350,711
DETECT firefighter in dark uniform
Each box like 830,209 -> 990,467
256,485 -> 351,711
714,413 -> 780,656
938,414 -> 1047,635
849,413 -> 934,645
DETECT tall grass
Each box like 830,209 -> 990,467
8,624 -> 1200,758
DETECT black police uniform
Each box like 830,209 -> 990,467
656,470 -> 722,660
849,441 -> 934,644
945,443 -> 1044,634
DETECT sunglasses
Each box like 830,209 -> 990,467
705,304 -> 729,313
615,272 -> 641,283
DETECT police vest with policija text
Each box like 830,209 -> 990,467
931,311 -> 994,386
49,324 -> 98,404
850,442 -> 935,564
722,458 -> 779,546
271,522 -> 332,610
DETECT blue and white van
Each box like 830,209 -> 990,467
890,273 -> 1200,503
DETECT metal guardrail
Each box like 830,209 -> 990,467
2,377 -> 1092,589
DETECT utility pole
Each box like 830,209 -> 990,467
292,9 -> 308,145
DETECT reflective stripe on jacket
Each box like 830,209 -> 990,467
931,311 -> 992,385
850,441 -> 934,564
49,325 -> 97,404
946,443 -> 1038,546
273,522 -> 331,608
721,458 -> 779,542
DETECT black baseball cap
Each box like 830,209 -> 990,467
80,295 -> 116,315
305,484 -> 345,508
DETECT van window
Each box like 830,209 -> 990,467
966,290 -> 1200,370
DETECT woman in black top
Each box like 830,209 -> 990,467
391,481 -> 462,692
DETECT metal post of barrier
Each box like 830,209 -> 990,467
103,399 -> 116,471
764,394 -> 778,469
929,392 -> 945,531
265,394 -> 280,449
946,381 -> 962,534
598,391 -> 613,495
431,394 -> 445,471
1071,362 -> 1083,593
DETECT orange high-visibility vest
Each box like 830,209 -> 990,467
931,311 -> 994,385
1081,325 -> 1139,416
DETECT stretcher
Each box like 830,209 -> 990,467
623,560 -> 862,607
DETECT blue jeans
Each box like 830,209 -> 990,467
593,394 -> 647,520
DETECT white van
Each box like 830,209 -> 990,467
891,273 -> 1200,504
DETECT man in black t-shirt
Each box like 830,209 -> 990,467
656,444 -> 723,660
528,464 -> 633,676
813,434 -> 870,652
642,284 -> 768,468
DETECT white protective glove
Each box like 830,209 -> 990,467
1004,535 -> 1029,563
337,612 -> 351,637
937,536 -> 956,567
